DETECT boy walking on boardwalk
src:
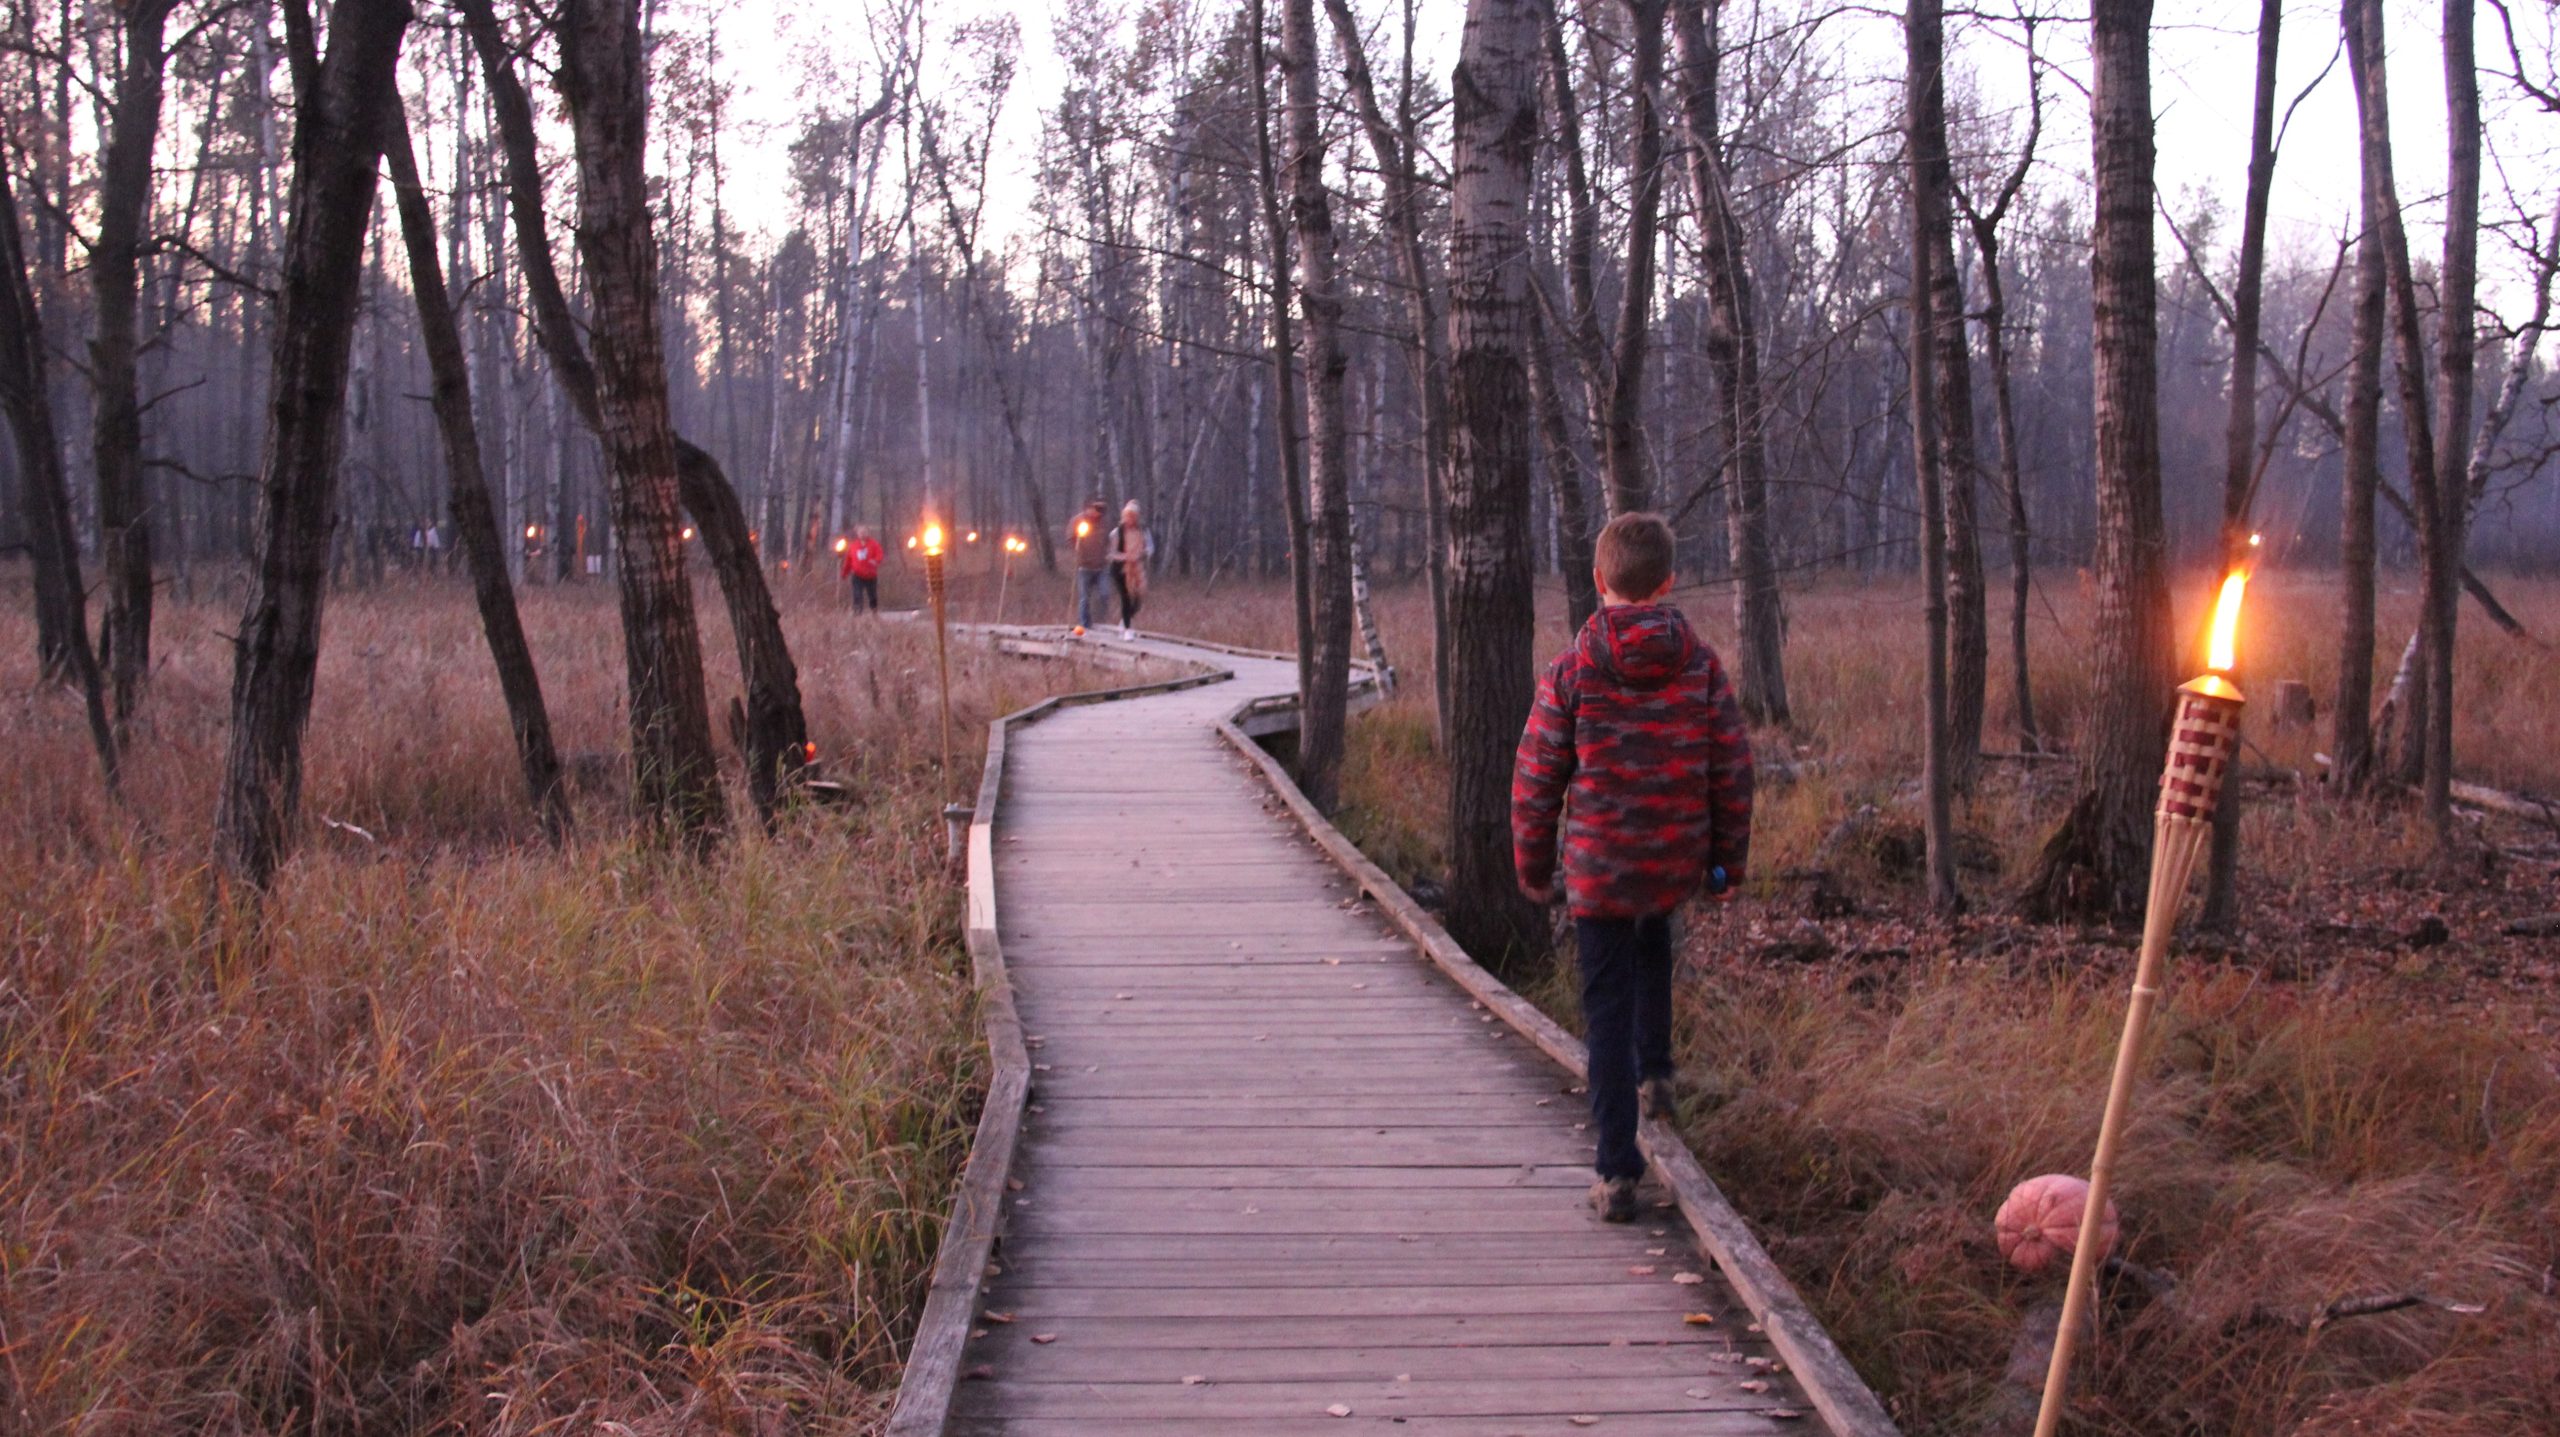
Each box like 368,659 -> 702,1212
1511,512 -> 1754,1222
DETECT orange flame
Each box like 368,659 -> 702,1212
922,523 -> 946,556
2206,569 -> 2248,673
1076,520 -> 1091,538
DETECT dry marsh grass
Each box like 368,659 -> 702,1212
0,565 -> 1157,1435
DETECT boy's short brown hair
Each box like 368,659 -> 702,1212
1594,512 -> 1675,598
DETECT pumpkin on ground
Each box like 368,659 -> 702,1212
1995,1173 -> 2120,1275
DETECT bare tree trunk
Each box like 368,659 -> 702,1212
2022,0 -> 2178,923
1600,0 -> 1668,518
2332,72 -> 2387,792
556,0 -> 725,850
0,162 -> 118,788
2419,0 -> 2480,839
465,0 -> 807,826
1248,0 -> 1316,705
386,108 -> 567,838
1668,0 -> 1788,724
1904,0 -> 1961,913
1323,0 -> 1450,734
215,0 -> 413,888
2203,0 -> 2284,928
91,0 -> 179,730
1958,150 -> 2041,753
1444,0 -> 1546,970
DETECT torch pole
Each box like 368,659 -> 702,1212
925,543 -> 953,793
2032,675 -> 2245,1437
997,547 -> 1014,627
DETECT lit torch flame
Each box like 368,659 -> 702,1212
834,536 -> 849,554
1076,520 -> 1091,539
922,522 -> 946,557
2205,534 -> 2260,675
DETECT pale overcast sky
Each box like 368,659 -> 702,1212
685,0 -> 2553,305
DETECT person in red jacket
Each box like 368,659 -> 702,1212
1512,511 -> 1753,1222
840,526 -> 884,612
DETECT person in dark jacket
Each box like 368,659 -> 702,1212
1512,511 -> 1753,1222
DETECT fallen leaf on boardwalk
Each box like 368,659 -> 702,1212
1683,1313 -> 1717,1326
1629,1265 -> 1657,1275
1325,1402 -> 1353,1417
1673,1272 -> 1705,1285
1764,1408 -> 1807,1421
1395,1373 -> 1411,1382
1030,1333 -> 1057,1344
1747,1323 -> 1765,1334
1686,1388 -> 1712,1399
983,1311 -> 1017,1323
963,1365 -> 996,1380
1536,1097 -> 1554,1106
1352,983 -> 1368,990
1113,993 -> 1133,1000
1006,1179 -> 1025,1191
1645,1248 -> 1667,1256
970,1328 -> 987,1338
1323,958 -> 1342,966
1182,1375 -> 1207,1386
1570,1416 -> 1601,1426
1747,1357 -> 1777,1371
1739,1380 -> 1771,1394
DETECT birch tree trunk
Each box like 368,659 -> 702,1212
556,0 -> 726,850
1279,0 -> 1354,811
385,106 -> 569,838
1668,0 -> 1789,724
215,0 -> 414,888
1443,0 -> 1545,970
2022,0 -> 2178,922
2419,0 -> 2480,839
91,0 -> 179,729
1904,0 -> 1962,913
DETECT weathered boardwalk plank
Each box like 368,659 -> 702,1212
889,633 -> 1892,1437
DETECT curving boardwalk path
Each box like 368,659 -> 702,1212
931,633 -> 1877,1436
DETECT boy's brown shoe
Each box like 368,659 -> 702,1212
1639,1076 -> 1672,1121
1588,1176 -> 1638,1223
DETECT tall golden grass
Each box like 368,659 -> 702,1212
0,565 -> 1153,1434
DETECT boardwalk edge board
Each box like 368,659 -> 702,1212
1214,702 -> 1902,1437
883,646 -> 1238,1437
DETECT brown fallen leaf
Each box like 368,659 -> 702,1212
1683,1313 -> 1717,1326
1570,1417 -> 1602,1427
1644,1247 -> 1667,1256
1030,1333 -> 1057,1345
962,1364 -> 996,1381
970,1328 -> 987,1339
1672,1272 -> 1706,1285
983,1310 -> 1017,1324
1182,1375 -> 1207,1386
1685,1387 -> 1713,1399
1739,1379 -> 1771,1394
1764,1409 -> 1807,1421
1006,1179 -> 1025,1192
1325,1402 -> 1353,1417
1628,1266 -> 1657,1276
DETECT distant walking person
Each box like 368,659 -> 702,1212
1511,512 -> 1754,1223
841,525 -> 884,612
1069,497 -> 1110,634
1109,500 -> 1152,639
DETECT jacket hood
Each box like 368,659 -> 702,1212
1576,602 -> 1697,690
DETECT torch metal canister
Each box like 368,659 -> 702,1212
2033,581 -> 2250,1437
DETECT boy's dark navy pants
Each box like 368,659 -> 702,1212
1574,913 -> 1676,1181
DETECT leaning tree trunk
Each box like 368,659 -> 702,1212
465,0 -> 807,825
1443,0 -> 1546,972
2419,0 -> 2479,841
91,0 -> 178,730
1971,232 -> 2039,751
556,0 -> 726,850
1904,0 -> 1962,914
1669,0 -> 1789,725
2333,135 -> 2386,794
214,0 -> 413,888
2022,0 -> 2178,923
1527,299 -> 1599,632
385,106 -> 569,839
0,162 -> 118,787
1279,0 -> 1356,814
1247,0 -> 1317,707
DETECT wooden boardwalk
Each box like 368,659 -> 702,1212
896,634 -> 1893,1437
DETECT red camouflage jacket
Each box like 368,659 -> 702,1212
1512,602 -> 1754,919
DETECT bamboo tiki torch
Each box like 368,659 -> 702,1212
922,519 -> 953,792
2032,554 -> 2255,1437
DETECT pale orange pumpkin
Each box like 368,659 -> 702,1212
1995,1174 -> 2120,1275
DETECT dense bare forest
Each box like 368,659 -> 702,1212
5,0 -> 2560,1431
